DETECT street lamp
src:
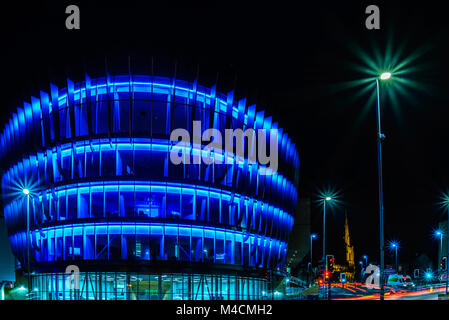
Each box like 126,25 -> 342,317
445,199 -> 449,295
309,234 -> 317,284
322,196 -> 332,262
310,234 -> 317,268
440,197 -> 449,295
362,255 -> 368,268
22,188 -> 31,297
435,230 -> 443,263
380,72 -> 391,80
390,242 -> 399,273
375,72 -> 392,300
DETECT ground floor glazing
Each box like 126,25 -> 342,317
31,272 -> 269,300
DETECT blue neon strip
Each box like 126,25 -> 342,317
57,80 -> 238,119
9,221 -> 286,267
35,179 -> 294,224
24,221 -> 285,242
2,138 -> 298,212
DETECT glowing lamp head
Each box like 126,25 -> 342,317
380,72 -> 392,80
22,188 -> 30,195
325,196 -> 332,201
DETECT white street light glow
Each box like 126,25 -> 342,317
380,72 -> 392,80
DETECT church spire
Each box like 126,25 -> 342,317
344,210 -> 355,269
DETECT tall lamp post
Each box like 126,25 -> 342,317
435,230 -> 446,291
391,242 -> 399,273
376,72 -> 391,300
310,234 -> 317,284
435,230 -> 443,263
23,188 -> 31,297
446,204 -> 449,295
322,196 -> 332,262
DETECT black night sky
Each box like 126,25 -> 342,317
1,0 -> 449,269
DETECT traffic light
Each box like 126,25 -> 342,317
326,255 -> 335,272
340,273 -> 347,283
324,271 -> 331,280
441,256 -> 447,272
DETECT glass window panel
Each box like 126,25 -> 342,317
64,227 -> 73,260
191,229 -> 202,262
181,188 -> 194,220
136,225 -> 149,260
243,238 -> 250,266
55,228 -> 63,261
150,186 -> 166,218
133,100 -> 150,135
96,225 -> 108,260
86,148 -> 100,177
96,100 -> 108,134
105,185 -> 119,217
195,190 -> 208,222
90,186 -> 104,218
79,103 -> 89,136
164,227 -> 178,261
209,192 -> 220,224
84,226 -> 95,260
231,200 -> 239,226
101,147 -> 116,177
204,230 -> 214,263
118,100 -> 130,133
221,195 -> 231,226
149,228 -> 162,261
62,152 -> 72,180
166,187 -> 180,218
73,227 -> 83,260
119,185 -> 135,217
117,148 -> 134,176
67,189 -> 77,220
108,225 -> 121,260
178,227 -> 190,262
78,187 -> 90,218
151,101 -> 167,135
149,148 -> 167,178
216,231 -> 225,264
235,234 -> 242,265
225,233 -> 234,264
122,225 -> 136,260
58,190 -> 66,221
135,185 -> 150,217
134,148 -> 151,178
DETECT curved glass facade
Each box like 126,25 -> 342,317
0,74 -> 299,300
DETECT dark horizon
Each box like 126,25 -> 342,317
1,0 -> 449,270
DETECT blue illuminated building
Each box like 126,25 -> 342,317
0,74 -> 299,300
